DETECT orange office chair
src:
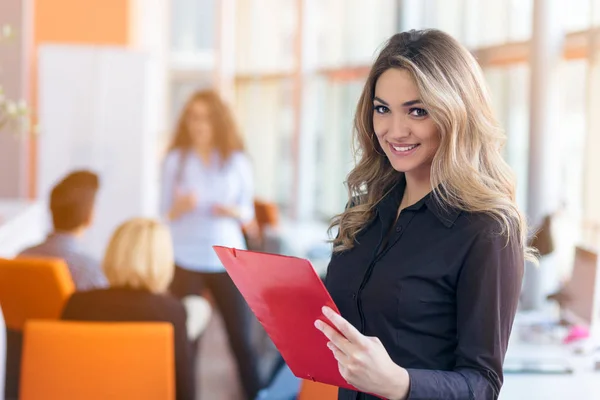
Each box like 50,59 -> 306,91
254,200 -> 279,230
242,200 -> 280,251
20,320 -> 175,400
0,257 -> 75,398
0,257 -> 74,330
297,380 -> 339,400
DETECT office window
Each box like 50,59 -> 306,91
234,79 -> 295,209
312,0 -> 397,69
584,44 -> 600,248
168,0 -> 217,148
401,0 -> 467,44
171,0 -> 216,56
555,60 -> 588,277
312,78 -> 364,219
235,0 -> 296,74
463,0 -> 510,47
405,0 -> 532,48
507,0 -> 533,42
562,0 -> 592,32
558,61 -> 587,221
504,66 -> 531,213
426,0 -> 468,42
484,65 -> 530,212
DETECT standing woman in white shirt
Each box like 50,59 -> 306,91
161,89 -> 262,399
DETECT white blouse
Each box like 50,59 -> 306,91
160,149 -> 254,272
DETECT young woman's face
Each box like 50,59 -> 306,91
186,100 -> 213,148
372,68 -> 440,177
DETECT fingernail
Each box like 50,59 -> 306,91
322,306 -> 330,315
326,342 -> 333,350
314,320 -> 322,330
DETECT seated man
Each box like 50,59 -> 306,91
19,170 -> 108,291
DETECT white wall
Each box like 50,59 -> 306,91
37,45 -> 160,260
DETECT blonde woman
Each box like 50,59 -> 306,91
315,30 -> 533,400
62,218 -> 210,400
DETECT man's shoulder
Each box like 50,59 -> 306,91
65,251 -> 108,289
18,241 -> 48,257
68,250 -> 100,267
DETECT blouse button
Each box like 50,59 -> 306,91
396,225 -> 403,233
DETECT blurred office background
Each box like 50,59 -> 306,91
1,0 -> 600,399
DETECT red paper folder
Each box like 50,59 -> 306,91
212,246 -> 357,391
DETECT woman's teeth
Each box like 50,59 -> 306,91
392,144 -> 418,152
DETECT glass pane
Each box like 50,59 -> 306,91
427,0 -> 465,42
483,69 -> 508,127
484,65 -> 530,212
399,0 -> 426,32
312,0 -> 397,68
508,0 -> 533,42
584,42 -> 600,248
558,60 -> 587,228
171,0 -> 215,53
563,0 -> 592,32
235,0 -> 296,74
475,0 -> 510,46
461,0 -> 483,48
505,65 -> 530,213
401,0 -> 464,44
556,60 -> 588,277
312,78 -> 364,219
409,0 -> 526,48
595,0 -> 600,25
464,0 -> 509,47
234,79 -> 295,211
558,60 -> 587,218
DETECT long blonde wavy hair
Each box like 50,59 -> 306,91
330,29 -> 536,263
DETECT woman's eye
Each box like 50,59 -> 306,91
374,105 -> 390,114
409,108 -> 428,117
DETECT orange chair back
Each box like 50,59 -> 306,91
297,380 -> 338,400
254,200 -> 279,229
0,257 -> 74,330
20,320 -> 175,400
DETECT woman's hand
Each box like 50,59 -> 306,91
315,306 -> 410,400
212,204 -> 241,220
168,191 -> 197,221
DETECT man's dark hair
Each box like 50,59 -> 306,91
50,170 -> 100,231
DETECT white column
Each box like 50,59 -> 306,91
128,0 -> 170,146
127,0 -> 170,216
522,0 -> 564,310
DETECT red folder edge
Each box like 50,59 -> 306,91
212,245 -> 359,392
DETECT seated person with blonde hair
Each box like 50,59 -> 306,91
61,218 -> 210,400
